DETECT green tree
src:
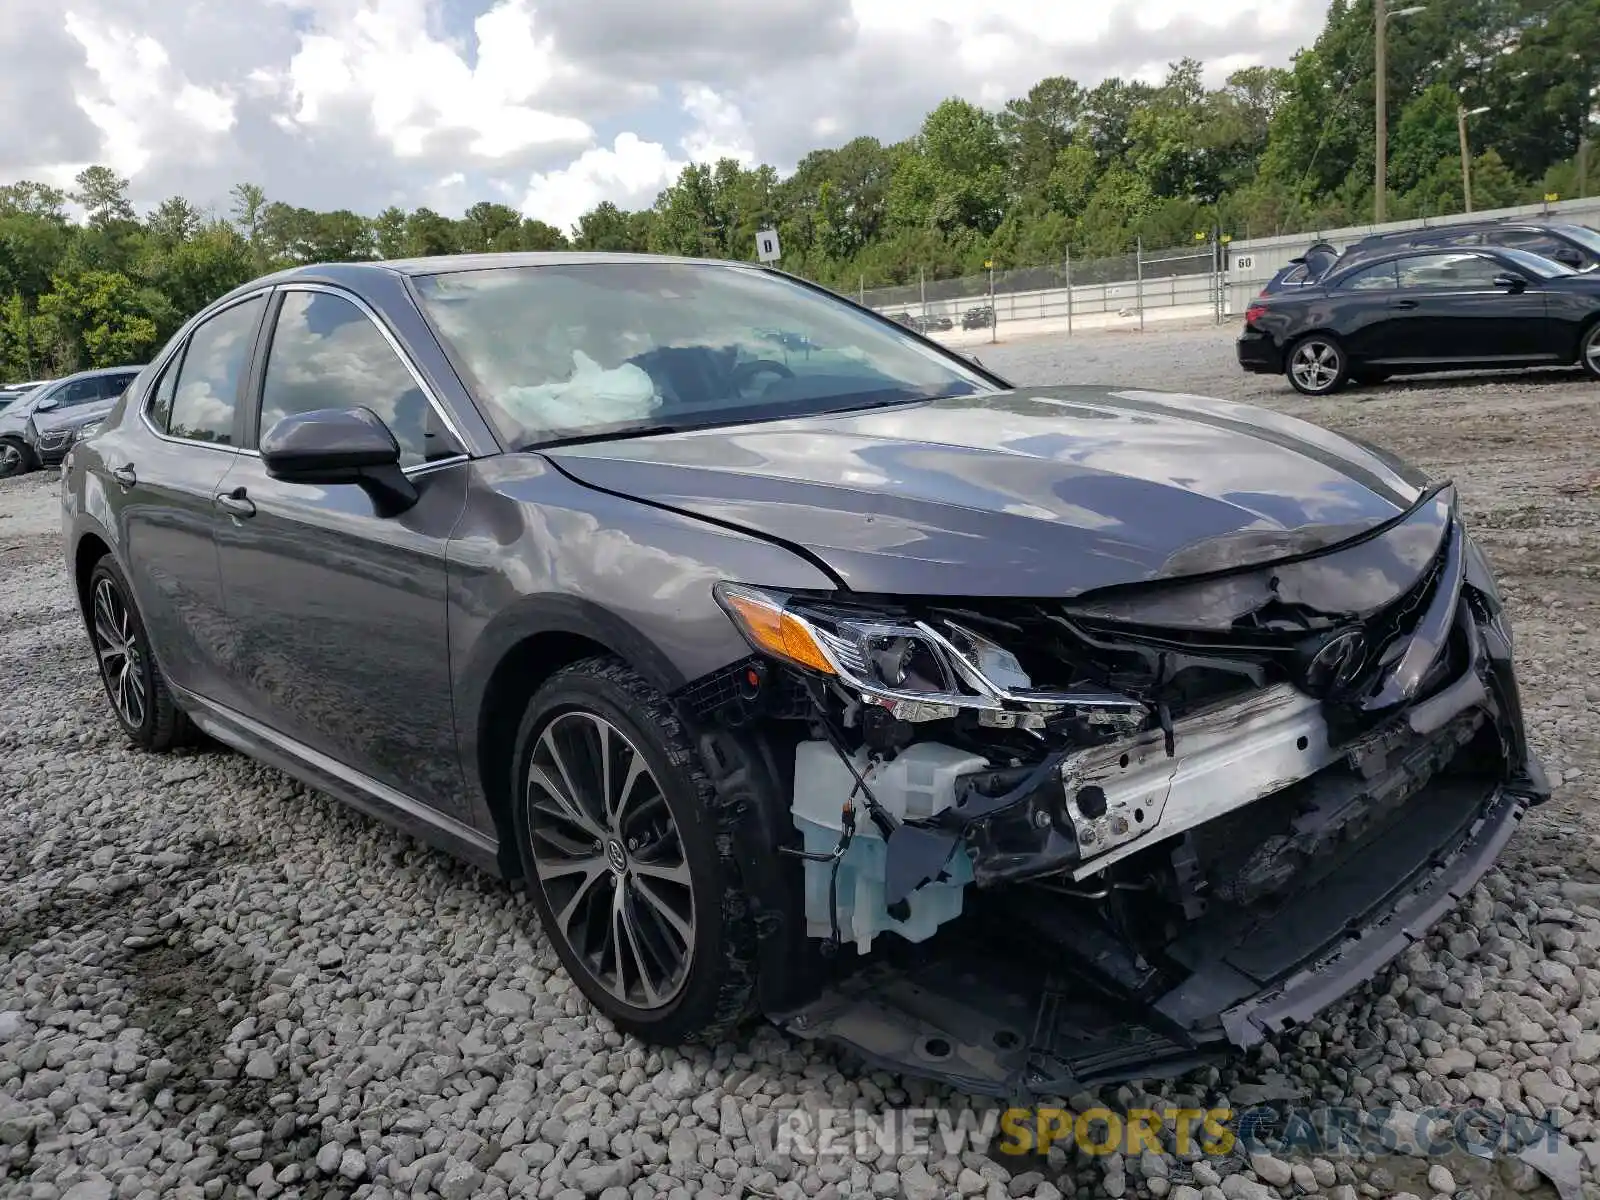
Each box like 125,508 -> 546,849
37,269 -> 162,369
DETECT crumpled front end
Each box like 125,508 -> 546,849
682,482 -> 1547,1096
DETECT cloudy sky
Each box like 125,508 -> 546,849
1,0 -> 1332,235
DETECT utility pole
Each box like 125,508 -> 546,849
1458,104 -> 1489,213
1374,2 -> 1426,225
1582,75 -> 1594,200
1376,0 -> 1388,224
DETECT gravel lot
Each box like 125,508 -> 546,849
4,322 -> 1600,1200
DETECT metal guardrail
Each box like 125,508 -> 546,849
862,244 -> 1226,339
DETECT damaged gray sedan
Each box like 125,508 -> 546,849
62,253 -> 1548,1098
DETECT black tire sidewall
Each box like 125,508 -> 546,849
509,660 -> 745,1042
1287,336 -> 1347,396
1582,323 -> 1600,381
0,438 -> 31,479
88,559 -> 161,746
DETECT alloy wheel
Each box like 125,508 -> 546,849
1291,340 -> 1341,393
92,576 -> 147,729
0,442 -> 22,478
1585,327 -> 1600,376
525,711 -> 695,1010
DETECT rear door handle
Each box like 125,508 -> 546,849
215,487 -> 256,518
111,464 -> 137,487
1389,299 -> 1419,310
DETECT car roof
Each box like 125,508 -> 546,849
49,365 -> 144,380
203,251 -> 767,311
1354,219 -> 1572,245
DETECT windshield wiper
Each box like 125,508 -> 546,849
519,423 -> 690,451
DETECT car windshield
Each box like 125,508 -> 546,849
410,261 -> 995,448
1553,224 -> 1600,256
1497,246 -> 1577,278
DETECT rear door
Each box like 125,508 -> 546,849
113,293 -> 267,700
1326,259 -> 1403,362
211,284 -> 472,815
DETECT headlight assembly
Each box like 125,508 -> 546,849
714,582 -> 1145,729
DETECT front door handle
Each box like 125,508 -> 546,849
1389,298 -> 1419,310
111,464 -> 136,487
215,487 -> 256,518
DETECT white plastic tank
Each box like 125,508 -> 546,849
791,741 -> 987,953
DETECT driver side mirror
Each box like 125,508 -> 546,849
1492,272 -> 1527,292
34,395 -> 58,412
260,406 -> 418,516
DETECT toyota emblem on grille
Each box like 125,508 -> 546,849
1305,628 -> 1367,694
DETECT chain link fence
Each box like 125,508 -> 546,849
858,240 -> 1227,341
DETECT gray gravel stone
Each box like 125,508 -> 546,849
3,337 -> 1600,1200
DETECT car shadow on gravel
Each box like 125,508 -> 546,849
0,837 -> 347,1195
1349,367 -> 1592,398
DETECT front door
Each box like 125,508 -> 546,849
1389,251 -> 1552,362
211,285 -> 472,816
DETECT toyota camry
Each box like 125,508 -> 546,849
62,253 -> 1548,1095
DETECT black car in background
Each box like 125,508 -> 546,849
1341,219 -> 1600,274
962,304 -> 994,329
1239,244 -> 1600,395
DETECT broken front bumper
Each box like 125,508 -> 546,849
774,504 -> 1549,1096
776,775 -> 1529,1097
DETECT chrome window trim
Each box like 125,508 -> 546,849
138,287 -> 273,455
136,282 -> 475,479
272,283 -> 472,460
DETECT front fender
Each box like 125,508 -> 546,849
446,454 -> 837,839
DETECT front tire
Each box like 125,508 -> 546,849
1287,335 -> 1349,396
510,657 -> 756,1044
1581,321 -> 1600,381
86,558 -> 192,751
0,437 -> 32,479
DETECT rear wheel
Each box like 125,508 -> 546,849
0,437 -> 32,479
510,657 -> 757,1044
1286,335 -> 1349,397
86,558 -> 192,751
1581,321 -> 1600,381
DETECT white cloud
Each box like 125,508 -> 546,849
62,9 -> 236,178
520,84 -> 757,234
275,0 -> 592,162
520,133 -> 680,234
1,0 -> 1332,223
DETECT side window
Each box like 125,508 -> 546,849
1396,252 -> 1504,290
57,378 -> 102,407
166,297 -> 265,445
1340,262 -> 1400,291
260,290 -> 457,468
99,373 -> 134,400
148,355 -> 182,432
1495,230 -> 1578,265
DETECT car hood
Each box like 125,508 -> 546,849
543,386 -> 1429,597
0,402 -> 37,437
32,397 -> 115,436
